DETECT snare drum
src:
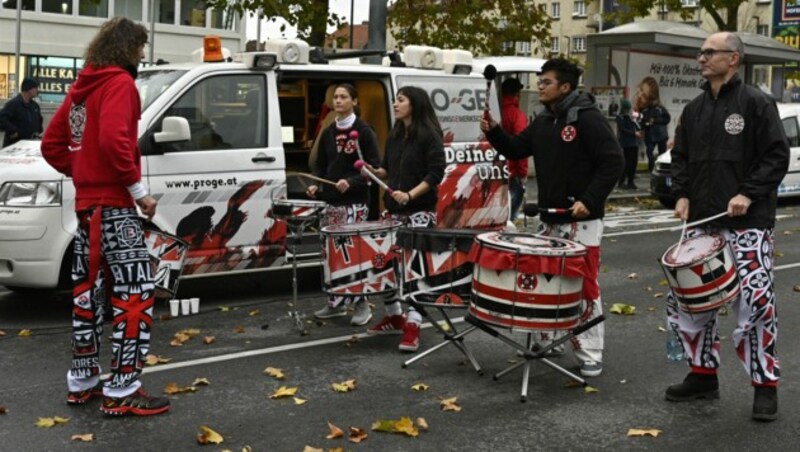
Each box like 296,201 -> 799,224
660,233 -> 740,313
321,220 -> 402,296
272,199 -> 326,227
468,232 -> 588,331
398,228 -> 478,307
143,228 -> 189,299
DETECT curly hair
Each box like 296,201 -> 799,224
84,17 -> 148,68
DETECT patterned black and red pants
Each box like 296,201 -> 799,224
68,207 -> 155,395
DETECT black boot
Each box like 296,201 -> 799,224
752,386 -> 778,422
665,372 -> 719,402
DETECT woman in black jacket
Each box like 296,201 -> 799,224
363,86 -> 446,352
308,83 -> 381,326
635,77 -> 671,172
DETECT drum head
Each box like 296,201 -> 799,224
476,232 -> 586,256
662,234 -> 726,267
397,227 -> 479,253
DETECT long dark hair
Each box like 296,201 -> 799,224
390,86 -> 442,143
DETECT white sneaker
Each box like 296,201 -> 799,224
580,361 -> 603,377
350,300 -> 372,326
314,304 -> 346,319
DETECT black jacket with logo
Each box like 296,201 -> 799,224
486,91 -> 623,224
672,74 -> 789,229
314,117 -> 380,206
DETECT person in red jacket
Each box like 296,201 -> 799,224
41,17 -> 169,417
500,78 -> 529,220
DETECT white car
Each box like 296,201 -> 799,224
650,102 -> 800,208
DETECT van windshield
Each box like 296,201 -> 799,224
136,70 -> 187,110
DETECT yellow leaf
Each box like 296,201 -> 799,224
371,420 -> 395,432
439,396 -> 462,412
219,306 -> 232,312
196,425 -> 224,444
331,379 -> 357,393
328,448 -> 343,452
293,397 -> 307,405
53,416 -> 70,424
263,367 -> 286,380
35,417 -> 56,428
192,377 -> 210,386
145,354 -> 171,366
18,329 -> 32,337
181,328 -> 201,337
610,303 -> 636,315
657,326 -> 667,332
411,383 -> 429,392
415,417 -> 428,430
326,422 -> 344,439
437,320 -> 451,332
248,309 -> 260,316
348,426 -> 368,443
270,386 -> 298,399
71,433 -> 95,442
163,382 -> 197,395
202,336 -> 216,345
302,447 -> 323,452
584,386 -> 600,394
394,417 -> 419,437
658,279 -> 669,286
627,428 -> 662,437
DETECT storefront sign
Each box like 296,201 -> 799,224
31,66 -> 76,95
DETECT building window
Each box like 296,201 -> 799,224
757,24 -> 769,36
115,0 -> 142,21
681,0 -> 698,7
516,41 -> 531,56
573,0 -> 586,17
573,36 -> 586,53
551,37 -> 560,53
181,0 -> 207,27
156,0 -> 176,25
1,0 -> 35,10
42,0 -> 73,14
551,2 -> 560,18
79,0 -> 108,17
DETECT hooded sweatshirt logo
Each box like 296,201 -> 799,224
68,102 -> 87,151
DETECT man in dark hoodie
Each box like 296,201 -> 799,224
0,77 -> 43,147
480,58 -> 624,377
41,17 -> 169,417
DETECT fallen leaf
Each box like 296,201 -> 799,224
163,382 -> 197,395
564,380 -> 583,388
331,379 -> 357,393
193,377 -> 210,386
145,354 -> 171,366
658,279 -> 669,286
263,367 -> 286,380
584,386 -> 600,394
18,329 -> 32,337
54,416 -> 70,424
784,230 -> 793,235
653,292 -> 664,298
0,406 -> 7,414
371,420 -> 396,433
620,379 -> 627,384
415,417 -> 428,430
439,396 -> 462,412
71,433 -> 94,442
196,425 -> 224,445
234,326 -> 246,334
202,336 -> 216,345
159,314 -> 173,321
326,422 -> 344,439
270,386 -> 298,399
345,335 -> 360,347
35,416 -> 69,428
0,330 -> 6,336
776,251 -> 784,257
219,306 -> 232,312
627,428 -> 662,437
644,286 -> 653,292
302,447 -> 323,452
627,272 -> 638,279
328,448 -> 343,452
248,309 -> 260,317
393,417 -> 419,437
437,320 -> 451,332
794,285 -> 800,292
657,326 -> 667,332
411,383 -> 429,392
293,397 -> 307,405
348,427 -> 368,443
609,303 -> 636,315
648,307 -> 657,312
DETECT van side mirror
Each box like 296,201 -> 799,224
154,116 -> 191,143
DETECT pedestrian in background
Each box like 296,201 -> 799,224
615,98 -> 639,189
0,77 -> 43,147
500,77 -> 529,220
666,31 -> 789,422
635,76 -> 670,172
41,17 -> 170,417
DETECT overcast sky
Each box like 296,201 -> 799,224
246,0 -> 373,41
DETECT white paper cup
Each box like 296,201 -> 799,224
181,299 -> 191,316
169,299 -> 180,317
190,297 -> 200,314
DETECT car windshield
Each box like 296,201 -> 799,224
136,70 -> 187,110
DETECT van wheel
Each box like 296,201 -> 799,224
57,241 -> 75,290
659,197 -> 676,209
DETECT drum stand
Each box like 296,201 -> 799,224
285,218 -> 317,335
401,298 -> 483,375
465,314 -> 606,402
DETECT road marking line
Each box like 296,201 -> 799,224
141,317 -> 466,375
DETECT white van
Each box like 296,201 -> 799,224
0,40 -> 544,291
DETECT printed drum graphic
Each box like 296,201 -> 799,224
143,228 -> 189,299
468,232 -> 588,331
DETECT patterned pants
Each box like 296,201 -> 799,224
536,219 -> 604,365
68,207 -> 155,394
666,227 -> 779,385
323,203 -> 368,308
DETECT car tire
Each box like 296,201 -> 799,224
658,197 -> 677,209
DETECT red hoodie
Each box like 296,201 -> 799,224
42,66 -> 142,211
501,95 -> 529,178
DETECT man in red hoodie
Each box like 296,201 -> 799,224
500,78 -> 529,220
41,17 -> 169,417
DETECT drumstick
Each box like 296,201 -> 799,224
286,171 -> 337,187
354,160 -> 395,195
349,130 -> 370,185
667,211 -> 728,232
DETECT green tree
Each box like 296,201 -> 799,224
610,0 -> 742,31
388,0 -> 553,55
202,0 -> 344,46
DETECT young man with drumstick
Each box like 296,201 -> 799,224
41,17 -> 169,416
480,58 -> 624,377
307,83 -> 381,326
667,32 -> 789,421
360,86 -> 446,352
